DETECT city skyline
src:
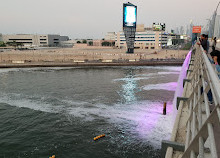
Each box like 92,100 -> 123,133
0,0 -> 219,39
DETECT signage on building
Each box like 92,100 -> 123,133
123,3 -> 137,27
153,23 -> 166,31
192,26 -> 202,33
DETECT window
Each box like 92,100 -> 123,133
135,40 -> 155,41
9,39 -> 32,41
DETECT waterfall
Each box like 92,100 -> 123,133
172,50 -> 192,114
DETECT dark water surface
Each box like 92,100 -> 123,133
0,66 -> 180,158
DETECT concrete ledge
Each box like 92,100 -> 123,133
12,60 -> 25,64
73,60 -> 85,63
102,60 -> 112,63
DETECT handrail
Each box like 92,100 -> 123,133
181,45 -> 220,158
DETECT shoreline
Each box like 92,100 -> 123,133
0,60 -> 184,68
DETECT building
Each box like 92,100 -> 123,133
115,24 -> 168,50
0,33 -> 2,42
2,34 -> 69,47
93,40 -> 115,47
214,15 -> 220,38
105,32 -> 116,40
60,40 -> 75,47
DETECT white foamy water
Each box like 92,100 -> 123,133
0,92 -> 174,148
143,82 -> 177,91
145,66 -> 182,72
114,71 -> 180,82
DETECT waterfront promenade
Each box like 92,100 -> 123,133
0,47 -> 188,67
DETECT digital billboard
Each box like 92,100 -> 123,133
153,23 -> 166,31
123,3 -> 137,27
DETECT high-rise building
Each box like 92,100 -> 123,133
0,33 -> 2,42
179,26 -> 184,35
208,12 -> 216,38
214,15 -> 220,38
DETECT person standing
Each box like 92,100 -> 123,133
205,35 -> 210,53
213,37 -> 217,51
210,37 -> 217,51
198,34 -> 208,53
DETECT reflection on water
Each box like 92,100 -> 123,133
121,69 -> 138,104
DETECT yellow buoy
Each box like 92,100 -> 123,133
94,134 -> 105,141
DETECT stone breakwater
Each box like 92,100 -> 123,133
0,47 -> 188,68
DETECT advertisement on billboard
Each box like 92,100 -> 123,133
192,26 -> 202,33
153,23 -> 166,31
123,3 -> 137,27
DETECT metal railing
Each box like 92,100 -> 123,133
182,45 -> 220,158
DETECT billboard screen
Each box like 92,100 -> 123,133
153,23 -> 166,31
123,3 -> 137,27
192,26 -> 202,33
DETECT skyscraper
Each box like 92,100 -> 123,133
0,33 -> 2,42
214,15 -> 220,38
208,12 -> 216,38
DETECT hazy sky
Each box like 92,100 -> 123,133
0,0 -> 219,39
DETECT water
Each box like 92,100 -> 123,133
0,66 -> 181,158
172,50 -> 192,111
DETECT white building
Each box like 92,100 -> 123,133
105,32 -> 116,40
115,29 -> 168,50
2,34 -> 69,47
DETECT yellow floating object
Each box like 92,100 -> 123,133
94,134 -> 105,141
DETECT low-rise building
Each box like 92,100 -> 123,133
105,32 -> 116,40
93,40 -> 115,47
2,34 -> 69,47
